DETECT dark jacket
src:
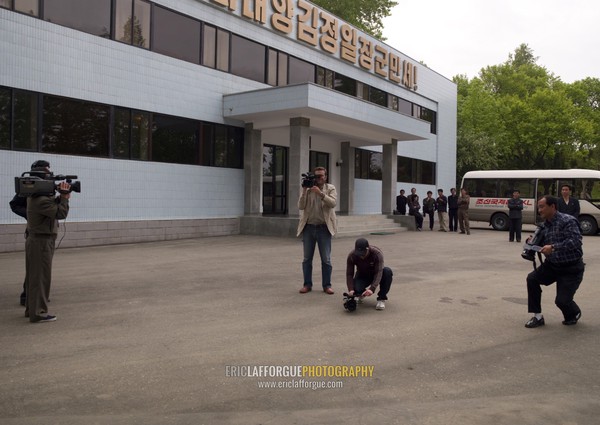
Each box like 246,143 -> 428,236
396,195 -> 407,213
436,195 -> 448,213
558,197 -> 580,219
26,195 -> 69,236
423,197 -> 435,214
507,197 -> 523,219
448,194 -> 458,210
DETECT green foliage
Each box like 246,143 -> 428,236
455,43 -> 600,181
311,0 -> 398,40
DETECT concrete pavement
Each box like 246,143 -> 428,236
1,224 -> 599,424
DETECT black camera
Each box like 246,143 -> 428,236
15,171 -> 81,197
343,292 -> 358,312
301,172 -> 316,188
521,225 -> 545,261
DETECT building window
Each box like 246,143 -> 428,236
44,0 -> 111,38
369,86 -> 387,107
114,0 -> 150,48
309,151 -> 329,171
203,24 -> 230,71
112,107 -> 149,160
354,149 -> 382,181
42,95 -> 110,156
316,67 -> 334,88
288,56 -> 315,84
13,89 -> 38,151
230,34 -> 265,83
202,24 -> 217,68
397,156 -> 412,182
201,123 -> 243,168
213,125 -> 243,168
152,5 -> 201,64
267,49 -> 288,86
397,155 -> 436,184
15,0 -> 39,16
0,0 -> 10,10
334,73 -> 356,97
397,97 -> 412,116
151,114 -> 198,165
0,86 -> 10,149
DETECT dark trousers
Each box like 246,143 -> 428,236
25,235 -> 56,320
354,267 -> 393,301
509,218 -> 522,242
425,211 -> 434,230
409,211 -> 423,229
527,259 -> 584,320
448,209 -> 458,231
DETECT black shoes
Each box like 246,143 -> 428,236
525,312 -> 581,327
525,316 -> 545,328
562,312 -> 581,326
30,315 -> 57,323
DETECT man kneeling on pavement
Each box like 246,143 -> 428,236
346,238 -> 393,310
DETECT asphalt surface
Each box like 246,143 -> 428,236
1,223 -> 599,425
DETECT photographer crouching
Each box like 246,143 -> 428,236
524,195 -> 584,328
23,161 -> 75,323
344,238 -> 393,311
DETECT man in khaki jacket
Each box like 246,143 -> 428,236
297,167 -> 337,294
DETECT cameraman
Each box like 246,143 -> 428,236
525,195 -> 584,328
10,160 -> 54,306
297,167 -> 337,294
25,162 -> 71,323
346,238 -> 393,310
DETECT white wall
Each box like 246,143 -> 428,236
1,151 -> 244,224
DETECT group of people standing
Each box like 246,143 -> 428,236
396,187 -> 471,234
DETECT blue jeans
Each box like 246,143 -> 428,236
302,224 -> 332,289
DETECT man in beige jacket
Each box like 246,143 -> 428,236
297,167 -> 337,294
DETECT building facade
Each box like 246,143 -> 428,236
0,0 -> 456,252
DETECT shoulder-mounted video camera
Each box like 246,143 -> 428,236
15,171 -> 81,197
521,225 -> 545,261
301,172 -> 316,188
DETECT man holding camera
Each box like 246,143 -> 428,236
525,195 -> 584,328
25,161 -> 71,323
345,238 -> 393,310
297,167 -> 337,294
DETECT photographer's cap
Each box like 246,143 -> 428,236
354,238 -> 369,257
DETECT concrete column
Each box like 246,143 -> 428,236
339,141 -> 355,214
288,117 -> 310,216
382,140 -> 398,214
244,123 -> 262,215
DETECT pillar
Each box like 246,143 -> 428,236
288,117 -> 311,216
244,123 -> 262,215
382,140 -> 398,214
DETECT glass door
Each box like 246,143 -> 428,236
263,144 -> 288,214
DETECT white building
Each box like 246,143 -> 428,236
0,0 -> 456,252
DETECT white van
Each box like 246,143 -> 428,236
461,169 -> 600,235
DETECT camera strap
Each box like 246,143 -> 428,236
532,252 -> 543,271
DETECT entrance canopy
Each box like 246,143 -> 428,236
223,83 -> 429,146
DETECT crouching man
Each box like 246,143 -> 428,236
346,238 -> 393,310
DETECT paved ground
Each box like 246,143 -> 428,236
1,223 -> 599,425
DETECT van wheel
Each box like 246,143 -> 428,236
579,215 -> 598,235
491,213 -> 510,231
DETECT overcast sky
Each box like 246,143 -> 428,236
382,0 -> 600,83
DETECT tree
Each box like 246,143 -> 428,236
455,44 -> 600,181
311,0 -> 398,40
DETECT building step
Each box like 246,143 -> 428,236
336,214 -> 408,238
